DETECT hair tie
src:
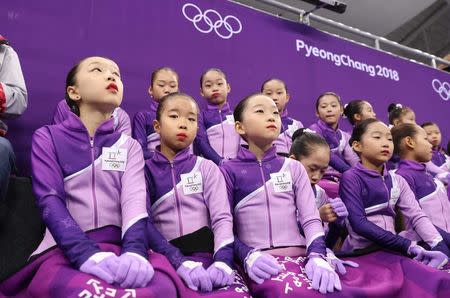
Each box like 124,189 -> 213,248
396,103 -> 403,109
304,128 -> 317,134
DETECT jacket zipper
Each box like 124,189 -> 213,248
219,109 -> 225,158
90,138 -> 98,228
170,162 -> 183,237
258,161 -> 274,248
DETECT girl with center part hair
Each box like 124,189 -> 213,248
221,93 -> 342,296
261,78 -> 303,156
0,57 -> 178,297
309,92 -> 359,198
340,119 -> 450,265
392,123 -> 450,248
144,92 -> 251,297
132,67 -> 179,159
194,68 -> 241,165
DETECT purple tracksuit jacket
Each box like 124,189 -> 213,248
194,102 -> 241,165
273,109 -> 303,155
309,119 -> 359,178
220,145 -> 326,264
145,147 -> 234,268
53,99 -> 131,136
340,162 -> 448,256
31,111 -> 149,268
396,160 -> 450,236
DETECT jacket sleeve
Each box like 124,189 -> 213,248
193,111 -> 222,165
31,127 -> 100,268
0,46 -> 27,118
339,172 -> 412,254
132,112 -> 153,160
292,161 -> 326,255
119,139 -> 150,258
395,175 -> 445,251
202,160 -> 234,267
144,164 -> 186,269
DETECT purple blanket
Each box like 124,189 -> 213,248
245,252 -> 450,298
0,226 -> 250,298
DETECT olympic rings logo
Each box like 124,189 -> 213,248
432,79 -> 450,101
182,3 -> 242,39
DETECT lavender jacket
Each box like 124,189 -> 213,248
194,102 -> 241,165
340,162 -> 445,255
145,148 -> 234,267
132,100 -> 159,160
53,99 -> 131,135
309,119 -> 359,178
221,146 -> 326,263
273,109 -> 303,155
31,111 -> 149,268
396,160 -> 450,235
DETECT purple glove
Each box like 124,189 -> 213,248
409,245 -> 448,269
326,248 -> 359,275
245,251 -> 282,284
436,172 -> 450,185
80,252 -> 120,284
176,261 -> 213,292
329,197 -> 349,219
114,253 -> 154,288
305,255 -> 342,294
206,262 -> 235,288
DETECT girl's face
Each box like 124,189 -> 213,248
149,70 -> 179,101
412,126 -> 433,163
353,121 -> 393,166
423,124 -> 441,147
200,70 -> 230,106
356,101 -> 376,123
316,95 -> 343,126
394,110 -> 416,126
153,96 -> 198,152
262,80 -> 290,113
297,145 -> 330,185
236,95 -> 281,145
67,57 -> 123,112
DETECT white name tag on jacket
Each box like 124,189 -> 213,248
102,148 -> 127,172
181,171 -> 203,195
270,171 -> 292,192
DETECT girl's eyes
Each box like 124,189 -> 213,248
189,117 -> 196,122
255,109 -> 264,113
113,72 -> 120,77
273,111 -> 280,115
92,67 -> 102,72
169,114 -> 178,119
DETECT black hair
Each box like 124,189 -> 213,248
155,92 -> 198,121
387,103 -> 413,125
200,68 -> 227,87
421,122 -> 437,129
150,67 -> 179,87
289,128 -> 329,159
65,63 -> 82,116
260,78 -> 288,93
349,118 -> 381,146
447,140 -> 450,155
233,93 -> 265,123
391,123 -> 420,155
343,100 -> 366,125
315,92 -> 341,111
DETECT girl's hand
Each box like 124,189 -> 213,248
319,204 -> 338,222
80,252 -> 120,284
